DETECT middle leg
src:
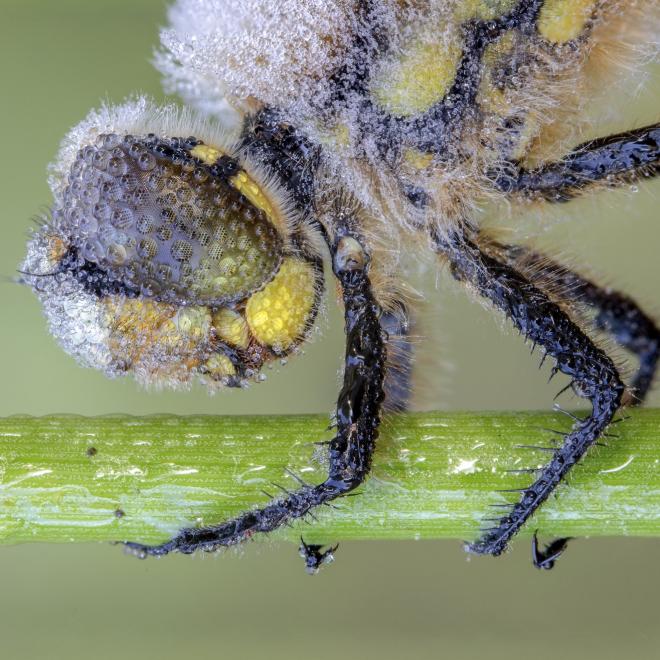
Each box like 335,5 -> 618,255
433,230 -> 625,556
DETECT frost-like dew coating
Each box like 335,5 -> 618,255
59,134 -> 283,305
20,0 -> 660,564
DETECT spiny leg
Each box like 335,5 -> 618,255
433,231 -> 624,557
501,244 -> 660,404
123,234 -> 386,558
493,123 -> 660,202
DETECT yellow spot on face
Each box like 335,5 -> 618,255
213,308 -> 249,348
403,148 -> 434,171
105,298 -> 211,368
204,354 -> 236,379
538,0 -> 597,44
246,257 -> 317,351
190,144 -> 224,165
371,34 -> 463,117
477,31 -> 517,115
454,0 -> 517,21
229,170 -> 283,231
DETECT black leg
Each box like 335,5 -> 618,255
500,244 -> 660,404
434,231 -> 624,556
494,123 -> 660,202
123,234 -> 387,557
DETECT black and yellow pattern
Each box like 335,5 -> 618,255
22,0 -> 660,564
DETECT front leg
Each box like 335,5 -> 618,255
434,231 -> 624,556
123,234 -> 387,557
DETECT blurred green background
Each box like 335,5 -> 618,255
1,1 -> 659,658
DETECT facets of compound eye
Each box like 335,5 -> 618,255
171,240 -> 193,262
176,186 -> 192,203
157,225 -> 173,241
135,214 -> 154,234
160,208 -> 176,223
137,237 -> 158,259
145,173 -> 161,191
131,186 -> 149,205
119,173 -> 139,191
111,206 -> 134,229
218,257 -> 238,276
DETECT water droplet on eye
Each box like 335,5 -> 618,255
108,157 -> 128,177
103,133 -> 121,150
79,216 -> 98,234
136,214 -> 154,234
137,152 -> 156,171
111,207 -> 134,229
137,238 -> 158,259
93,200 -> 111,222
107,243 -> 127,265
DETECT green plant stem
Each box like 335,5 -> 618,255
0,410 -> 658,546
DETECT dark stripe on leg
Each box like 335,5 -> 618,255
494,123 -> 660,201
434,231 -> 624,556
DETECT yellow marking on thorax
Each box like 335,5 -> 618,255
190,144 -> 225,165
538,0 -> 597,43
403,148 -> 434,171
454,0 -> 517,21
245,257 -> 316,351
371,33 -> 463,118
476,31 -> 517,115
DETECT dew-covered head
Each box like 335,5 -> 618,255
22,99 -> 323,390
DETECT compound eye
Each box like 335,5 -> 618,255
58,133 -> 284,306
